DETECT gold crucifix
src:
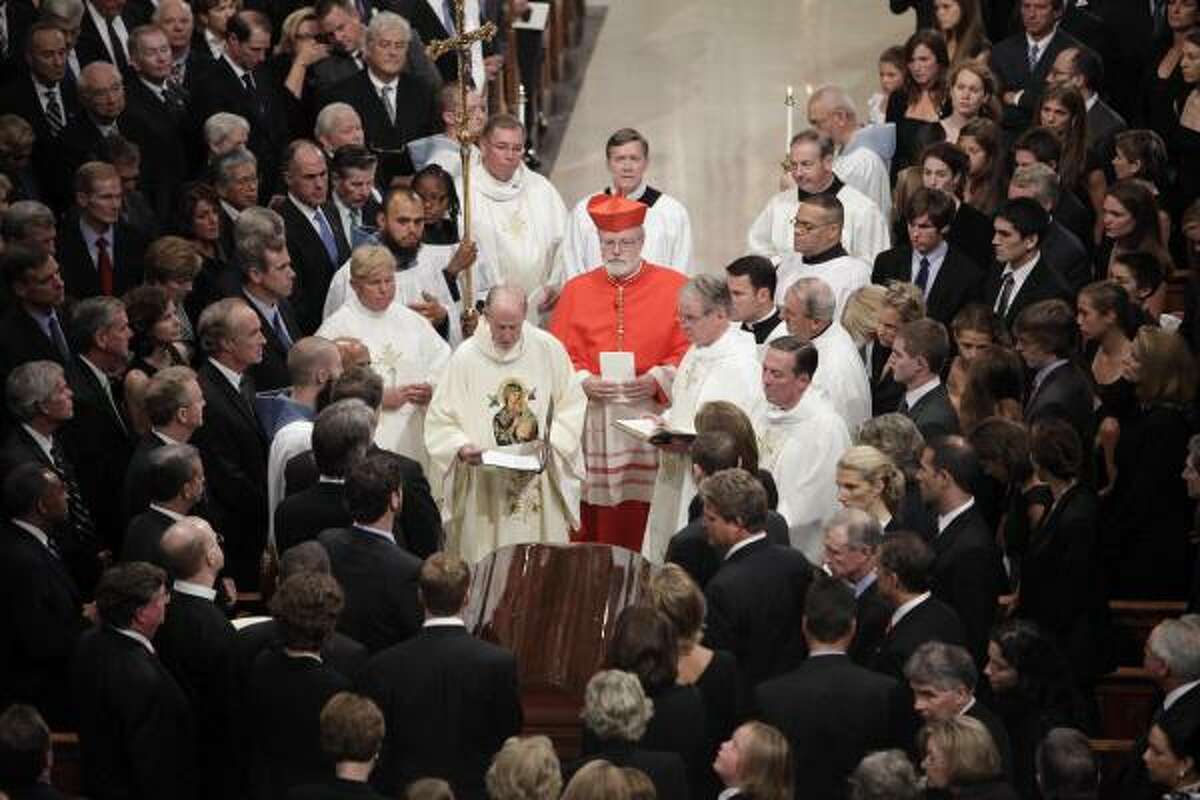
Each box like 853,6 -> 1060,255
427,2 -> 497,321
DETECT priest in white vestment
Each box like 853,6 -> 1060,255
775,194 -> 872,320
558,128 -> 693,281
759,337 -> 851,563
318,246 -> 451,469
471,115 -> 568,316
808,85 -> 893,217
641,275 -> 766,563
424,286 -> 587,563
780,276 -> 871,435
747,130 -> 890,264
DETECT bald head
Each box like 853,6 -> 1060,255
79,62 -> 124,121
159,516 -> 223,582
288,336 -> 343,389
333,337 -> 371,370
485,286 -> 527,352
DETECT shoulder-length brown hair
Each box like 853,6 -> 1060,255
1132,326 -> 1198,406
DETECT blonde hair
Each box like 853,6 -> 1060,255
404,778 -> 454,800
837,445 -> 906,512
733,722 -> 794,800
649,563 -> 706,649
485,736 -> 562,800
919,716 -> 1002,785
621,768 -> 656,800
277,6 -> 316,54
349,244 -> 395,281
882,281 -> 926,322
842,284 -> 886,346
561,760 -> 630,800
144,236 -> 204,284
1132,326 -> 1198,406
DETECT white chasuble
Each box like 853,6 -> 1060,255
424,320 -> 587,563
641,325 -> 766,563
317,295 -> 451,468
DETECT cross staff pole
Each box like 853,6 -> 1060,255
427,2 -> 497,318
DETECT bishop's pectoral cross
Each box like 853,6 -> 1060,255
427,0 -> 496,323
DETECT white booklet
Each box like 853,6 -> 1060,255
481,397 -> 555,473
599,351 -> 635,382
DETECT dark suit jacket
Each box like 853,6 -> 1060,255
56,216 -> 147,301
121,507 -> 173,566
274,480 -> 350,556
755,653 -> 905,800
849,578 -> 892,666
234,618 -> 368,687
902,382 -> 961,440
278,198 -> 350,335
123,77 -> 192,224
565,741 -> 690,800
318,69 -> 437,160
123,432 -> 165,522
1024,360 -> 1095,454
873,244 -> 982,326
989,28 -> 1082,130
0,0 -> 36,84
966,700 -> 1015,781
284,446 -> 442,559
287,779 -> 391,800
0,306 -> 65,385
56,113 -> 141,208
393,0 -> 476,83
191,361 -> 269,586
239,289 -> 302,390
869,340 -> 903,417
318,525 -> 422,653
946,204 -> 995,274
930,506 -> 1005,665
702,537 -> 814,690
664,510 -> 791,591
62,356 -> 134,549
983,258 -> 1073,330
869,594 -> 967,681
71,624 -> 198,800
1086,98 -> 1126,154
358,625 -> 522,799
0,75 -> 80,195
0,521 -> 85,727
155,588 -> 238,798
1040,219 -> 1092,293
1053,190 -> 1093,250
75,7 -> 129,68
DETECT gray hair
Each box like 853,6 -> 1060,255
5,361 -> 64,422
1148,619 -> 1200,682
197,297 -> 250,356
848,750 -> 921,800
68,296 -> 124,354
811,85 -> 858,118
279,540 -> 332,579
152,0 -> 191,23
1011,163 -> 1061,208
787,277 -> 835,322
580,670 -> 654,743
365,11 -> 410,46
235,206 -> 286,273
857,413 -> 926,476
312,398 -> 374,479
1,201 -> 55,242
680,274 -> 732,316
1036,728 -> 1098,800
903,641 -> 978,692
315,102 -> 359,140
207,121 -> 253,160
40,0 -> 84,24
825,507 -> 882,552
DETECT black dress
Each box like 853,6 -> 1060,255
886,89 -> 947,177
1091,364 -> 1138,487
1002,482 -> 1053,588
1170,115 -> 1200,213
641,683 -> 712,799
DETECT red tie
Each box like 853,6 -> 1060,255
96,236 -> 113,295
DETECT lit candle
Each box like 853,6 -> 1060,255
786,85 -> 794,148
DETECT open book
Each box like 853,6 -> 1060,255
482,397 -> 555,473
613,418 -> 696,445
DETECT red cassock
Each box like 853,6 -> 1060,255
548,263 -> 690,550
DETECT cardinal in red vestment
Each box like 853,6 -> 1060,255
548,194 -> 690,550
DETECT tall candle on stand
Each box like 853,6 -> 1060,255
786,85 -> 794,148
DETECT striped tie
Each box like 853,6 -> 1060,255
49,436 -> 98,547
44,89 -> 65,136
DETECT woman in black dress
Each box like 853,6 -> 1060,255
174,181 -> 234,322
121,284 -> 188,435
887,30 -> 951,177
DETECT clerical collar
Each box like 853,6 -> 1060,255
797,175 -> 843,201
742,309 -> 782,344
804,244 -> 848,265
174,579 -> 217,601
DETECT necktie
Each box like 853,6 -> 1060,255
915,256 -> 931,293
241,71 -> 257,97
105,15 -> 128,73
1027,41 -> 1039,71
47,313 -> 70,361
101,373 -> 129,435
44,89 -> 65,136
442,0 -> 457,34
49,437 -> 97,546
96,236 -> 114,295
996,273 -> 1016,317
380,84 -> 396,124
272,310 -> 293,348
314,209 -> 339,263
169,59 -> 185,87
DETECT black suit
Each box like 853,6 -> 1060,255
318,69 -> 437,163
288,779 -> 391,800
665,510 -> 792,591
901,382 -> 960,440
946,204 -> 995,275
278,198 -> 350,334
869,594 -> 967,681
318,525 -> 422,653
1053,190 -> 1093,250
869,340 -> 903,417
1040,219 -> 1092,293
156,588 -> 238,799
872,245 -> 983,326
989,28 -> 1082,131
703,536 -> 814,690
849,578 -> 892,666
1024,361 -> 1095,456
122,432 -> 166,522
123,76 -> 192,224
984,258 -> 1073,330
56,114 -> 141,208
966,700 -> 1015,780
234,618 -> 368,687
62,356 -> 134,549
358,624 -> 522,799
0,307 -> 66,385
930,506 -> 1005,665
274,480 -> 349,556
0,75 -> 80,197
0,521 -> 85,727
756,653 -> 905,800
56,216 -> 147,301
121,507 -> 174,566
75,7 -> 130,68
192,361 -> 269,587
1086,98 -> 1126,156
284,447 -> 442,559
0,0 -> 36,84
240,289 -> 302,390
71,624 -> 198,800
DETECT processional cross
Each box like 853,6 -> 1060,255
427,1 -> 497,319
